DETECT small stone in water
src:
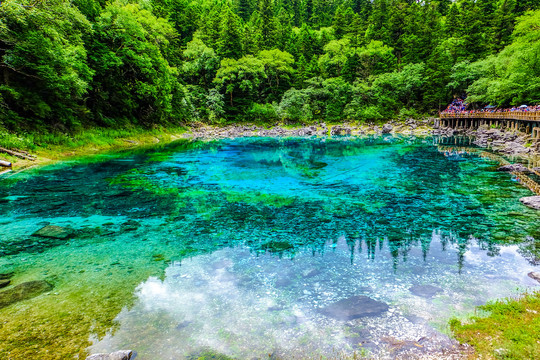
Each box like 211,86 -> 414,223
319,296 -> 389,320
175,321 -> 192,330
275,277 -> 292,288
121,220 -> 141,232
302,269 -> 321,278
409,285 -> 443,298
32,225 -> 73,239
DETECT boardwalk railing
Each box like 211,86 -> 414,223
440,111 -> 540,122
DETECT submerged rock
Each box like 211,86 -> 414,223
528,272 -> 540,283
121,220 -> 141,232
302,268 -> 321,278
0,272 -> 14,280
520,196 -> 540,210
262,240 -> 293,253
319,295 -> 389,320
498,163 -> 530,173
409,284 -> 443,298
0,280 -> 53,309
86,350 -> 134,360
185,349 -> 233,360
175,320 -> 193,330
32,225 -> 73,239
0,279 -> 10,289
274,276 -> 292,288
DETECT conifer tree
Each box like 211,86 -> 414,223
297,24 -> 315,59
437,0 -> 452,16
217,7 -> 244,59
459,0 -> 488,60
491,0 -> 517,52
445,3 -> 460,37
258,0 -> 277,49
237,0 -> 253,21
353,0 -> 372,20
303,0 -> 313,24
333,6 -> 354,38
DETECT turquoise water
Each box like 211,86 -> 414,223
0,136 -> 539,359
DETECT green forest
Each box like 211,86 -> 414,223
1,0 -> 540,133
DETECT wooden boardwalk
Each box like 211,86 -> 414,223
440,112 -> 540,139
440,111 -> 540,122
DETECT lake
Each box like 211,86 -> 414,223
0,135 -> 539,359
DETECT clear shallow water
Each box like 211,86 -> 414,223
0,136 -> 539,359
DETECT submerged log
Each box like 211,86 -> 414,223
86,350 -> 134,360
0,147 -> 36,161
0,160 -> 11,167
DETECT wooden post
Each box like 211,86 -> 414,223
0,160 -> 11,167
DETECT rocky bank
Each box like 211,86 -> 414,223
183,117 -> 540,160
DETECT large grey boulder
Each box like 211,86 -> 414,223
498,163 -> 530,173
382,123 -> 393,134
520,196 -> 540,210
528,272 -> 540,283
319,296 -> 389,320
331,126 -> 352,136
501,142 -> 530,155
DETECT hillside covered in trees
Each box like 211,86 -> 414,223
1,0 -> 540,133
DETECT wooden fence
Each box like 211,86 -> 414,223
440,111 -> 540,122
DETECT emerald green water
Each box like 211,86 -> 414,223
0,136 -> 539,359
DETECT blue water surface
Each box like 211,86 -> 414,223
0,135 -> 539,359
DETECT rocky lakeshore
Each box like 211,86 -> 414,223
182,118 -> 540,164
183,118 -> 436,139
183,118 -> 540,156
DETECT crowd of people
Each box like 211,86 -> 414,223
443,98 -> 468,113
441,98 -> 540,114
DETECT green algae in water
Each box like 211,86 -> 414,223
0,136 -> 539,359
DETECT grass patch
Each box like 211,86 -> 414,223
0,124 -> 189,168
450,291 -> 540,359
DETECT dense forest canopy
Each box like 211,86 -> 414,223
1,0 -> 540,132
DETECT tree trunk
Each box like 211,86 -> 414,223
0,147 -> 36,161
